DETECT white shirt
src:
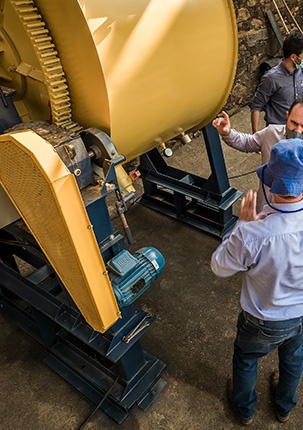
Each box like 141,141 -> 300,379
211,201 -> 303,321
223,124 -> 286,212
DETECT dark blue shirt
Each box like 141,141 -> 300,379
250,60 -> 303,125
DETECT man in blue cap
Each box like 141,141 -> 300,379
211,138 -> 303,425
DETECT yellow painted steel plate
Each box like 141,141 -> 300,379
2,0 -> 237,161
0,130 -> 120,332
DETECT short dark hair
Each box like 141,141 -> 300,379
283,32 -> 303,58
289,98 -> 303,114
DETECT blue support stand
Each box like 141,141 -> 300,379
138,123 -> 242,237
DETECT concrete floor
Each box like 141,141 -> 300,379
1,107 -> 303,430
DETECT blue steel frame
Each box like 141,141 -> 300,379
0,154 -> 166,424
138,123 -> 242,237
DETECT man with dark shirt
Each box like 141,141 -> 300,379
250,32 -> 303,133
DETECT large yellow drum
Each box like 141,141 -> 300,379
1,0 -> 237,161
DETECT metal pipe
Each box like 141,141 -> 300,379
266,10 -> 284,47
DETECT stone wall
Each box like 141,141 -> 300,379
226,0 -> 302,114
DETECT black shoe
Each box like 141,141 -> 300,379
226,378 -> 254,426
270,371 -> 290,423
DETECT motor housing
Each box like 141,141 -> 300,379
107,247 -> 165,307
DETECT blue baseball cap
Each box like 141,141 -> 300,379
256,138 -> 303,196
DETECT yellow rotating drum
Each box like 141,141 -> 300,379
1,0 -> 238,161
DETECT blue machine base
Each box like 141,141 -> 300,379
44,346 -> 166,424
0,224 -> 166,425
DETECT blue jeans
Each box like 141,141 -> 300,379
232,310 -> 303,420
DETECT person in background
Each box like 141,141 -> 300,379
212,99 -> 303,212
250,32 -> 303,133
211,138 -> 303,426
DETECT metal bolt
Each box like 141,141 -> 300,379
74,168 -> 81,176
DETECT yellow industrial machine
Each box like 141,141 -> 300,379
0,0 -> 239,424
1,0 -> 237,154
